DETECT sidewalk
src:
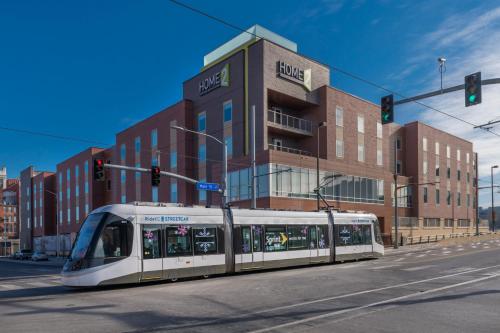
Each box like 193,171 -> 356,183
0,256 -> 66,268
384,232 -> 500,256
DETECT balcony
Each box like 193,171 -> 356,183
267,109 -> 313,136
268,143 -> 312,156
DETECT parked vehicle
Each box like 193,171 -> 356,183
19,249 -> 33,260
12,251 -> 22,259
31,251 -> 49,261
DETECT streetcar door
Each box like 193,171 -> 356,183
141,224 -> 163,281
240,226 -> 253,268
251,225 -> 264,267
163,225 -> 194,280
308,226 -> 319,262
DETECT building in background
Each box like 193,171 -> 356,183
56,147 -> 112,255
16,25 -> 487,247
31,172 -> 57,253
1,177 -> 20,256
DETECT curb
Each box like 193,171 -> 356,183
0,257 -> 65,268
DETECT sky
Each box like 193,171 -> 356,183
1,0 -> 500,206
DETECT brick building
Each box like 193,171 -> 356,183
31,172 -> 57,252
1,178 -> 20,256
56,147 -> 112,255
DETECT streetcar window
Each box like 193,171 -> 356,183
308,226 -> 317,249
288,225 -> 308,250
335,225 -> 353,246
264,226 -> 287,252
217,226 -> 225,254
166,225 -> 192,256
363,225 -> 372,245
242,226 -> 252,253
193,227 -> 217,255
93,220 -> 133,259
143,226 -> 162,259
352,224 -> 364,245
373,220 -> 383,245
318,225 -> 329,249
233,226 -> 242,254
69,213 -> 102,261
252,225 -> 263,252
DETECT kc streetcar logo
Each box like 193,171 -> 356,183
199,63 -> 230,96
143,215 -> 189,223
277,60 -> 312,91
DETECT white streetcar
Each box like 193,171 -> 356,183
61,202 -> 384,287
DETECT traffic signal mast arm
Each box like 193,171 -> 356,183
394,76 -> 500,106
101,162 -> 199,185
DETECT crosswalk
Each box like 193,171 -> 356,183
0,275 -> 61,291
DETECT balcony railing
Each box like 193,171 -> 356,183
268,143 -> 312,156
268,109 -> 312,135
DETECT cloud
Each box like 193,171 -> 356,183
396,5 -> 500,206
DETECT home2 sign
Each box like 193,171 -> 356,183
277,60 -> 312,91
199,63 -> 230,96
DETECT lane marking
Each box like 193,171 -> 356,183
26,281 -> 57,288
247,263 -> 500,316
0,284 -> 21,290
393,258 -> 405,262
0,274 -> 60,282
403,265 -> 435,271
249,272 -> 500,333
370,265 -> 400,270
442,251 -> 451,254
416,254 -> 426,258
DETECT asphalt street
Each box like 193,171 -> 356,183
1,238 -> 499,333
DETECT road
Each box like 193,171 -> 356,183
1,239 -> 500,333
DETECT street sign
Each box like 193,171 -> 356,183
196,182 -> 221,192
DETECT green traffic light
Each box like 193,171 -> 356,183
469,94 -> 476,103
383,113 -> 389,120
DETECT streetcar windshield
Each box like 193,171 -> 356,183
64,212 -> 133,272
70,213 -> 105,261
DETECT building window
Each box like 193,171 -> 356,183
458,219 -> 470,227
376,122 -> 382,139
135,136 -> 141,154
457,149 -> 461,161
447,191 -> 451,205
423,137 -> 428,151
435,189 -> 440,205
336,140 -> 344,158
396,137 -> 401,150
198,112 -> 206,132
67,208 -> 70,223
357,144 -> 365,162
435,142 -> 440,155
120,143 -> 126,162
445,218 -> 453,228
423,160 -> 428,175
423,187 -> 428,203
76,206 -> 79,222
121,194 -> 126,204
225,136 -> 233,158
170,182 -> 178,203
223,100 -> 232,123
466,152 -> 470,164
151,129 -> 158,149
85,204 -> 89,215
435,160 -> 440,177
336,106 -> 343,127
447,167 -> 451,179
457,170 -> 461,181
446,145 -> 451,158
377,149 -> 383,166
423,218 -> 440,228
357,115 -> 364,133
396,160 -> 402,175
199,178 -> 207,202
457,192 -> 461,206
75,165 -> 79,198
467,172 -> 470,183
170,151 -> 177,169
152,186 -> 158,202
198,144 -> 206,162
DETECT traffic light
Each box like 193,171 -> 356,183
381,94 -> 394,124
93,159 -> 105,181
464,72 -> 482,107
151,166 -> 161,186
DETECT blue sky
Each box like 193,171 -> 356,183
1,0 -> 500,205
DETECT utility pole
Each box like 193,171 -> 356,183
492,165 -> 498,232
394,139 -> 399,249
316,122 -> 327,211
251,105 -> 257,209
475,153 -> 479,236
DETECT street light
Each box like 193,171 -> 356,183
491,165 -> 498,232
171,125 -> 228,207
316,122 -> 327,211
